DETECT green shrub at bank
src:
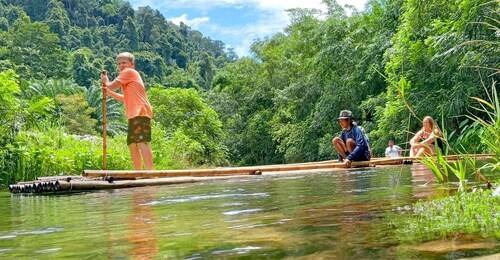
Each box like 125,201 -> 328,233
393,189 -> 500,243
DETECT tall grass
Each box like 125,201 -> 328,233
420,81 -> 499,190
0,122 -> 132,188
467,82 -> 500,178
0,119 -> 225,188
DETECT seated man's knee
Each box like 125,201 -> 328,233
346,138 -> 356,145
346,138 -> 356,152
332,137 -> 342,145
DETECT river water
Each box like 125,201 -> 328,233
0,164 -> 498,259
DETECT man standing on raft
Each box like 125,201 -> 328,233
332,110 -> 371,168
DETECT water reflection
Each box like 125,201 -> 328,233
410,163 -> 454,199
100,188 -> 159,259
410,163 -> 438,199
127,189 -> 158,258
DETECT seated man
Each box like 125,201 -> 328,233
332,110 -> 371,168
385,140 -> 402,157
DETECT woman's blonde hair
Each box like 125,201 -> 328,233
116,52 -> 135,63
422,116 -> 436,130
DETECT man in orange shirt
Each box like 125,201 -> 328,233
101,52 -> 153,170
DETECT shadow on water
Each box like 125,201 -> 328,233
0,164 -> 498,259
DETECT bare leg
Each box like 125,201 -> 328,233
346,138 -> 356,153
138,142 -> 154,170
410,145 -> 418,157
129,143 -> 143,170
332,137 -> 348,160
415,145 -> 435,157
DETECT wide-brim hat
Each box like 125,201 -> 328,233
337,110 -> 352,119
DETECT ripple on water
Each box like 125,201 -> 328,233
220,202 -> 247,207
0,248 -> 13,254
223,208 -> 262,216
227,219 -> 287,230
35,248 -> 61,254
143,192 -> 269,206
346,187 -> 390,193
160,232 -> 193,237
211,246 -> 263,255
271,175 -> 306,181
160,215 -> 176,220
0,227 -> 64,240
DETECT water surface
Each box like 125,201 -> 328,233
0,164 -> 498,259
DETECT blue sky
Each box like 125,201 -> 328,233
127,0 -> 368,57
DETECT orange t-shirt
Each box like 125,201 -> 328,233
115,68 -> 153,119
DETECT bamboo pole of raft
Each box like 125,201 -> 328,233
53,175 -> 256,191
101,70 -> 107,170
82,154 -> 495,180
83,158 -> 403,179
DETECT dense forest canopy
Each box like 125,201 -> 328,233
0,0 -> 498,186
0,0 -> 236,88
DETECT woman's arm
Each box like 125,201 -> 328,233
420,131 -> 435,145
410,130 -> 422,145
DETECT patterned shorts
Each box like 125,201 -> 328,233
127,116 -> 152,145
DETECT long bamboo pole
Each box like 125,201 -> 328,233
101,71 -> 107,170
82,154 -> 495,180
82,158 -> 401,179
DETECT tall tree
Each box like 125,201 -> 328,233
122,16 -> 139,50
0,70 -> 21,145
70,47 -> 100,87
45,0 -> 71,39
5,13 -> 68,79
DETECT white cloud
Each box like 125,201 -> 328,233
170,14 -> 210,29
131,0 -> 365,13
129,0 -> 367,57
255,0 -> 325,11
226,19 -> 286,55
131,0 -> 365,14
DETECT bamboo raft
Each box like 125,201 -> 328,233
8,154 -> 494,194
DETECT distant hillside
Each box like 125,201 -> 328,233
0,0 -> 237,89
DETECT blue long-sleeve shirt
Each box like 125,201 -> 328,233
338,125 -> 370,161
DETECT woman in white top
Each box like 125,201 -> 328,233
409,116 -> 442,157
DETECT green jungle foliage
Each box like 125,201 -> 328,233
149,87 -> 228,166
0,0 -> 236,88
0,0 -> 499,187
209,0 -> 499,165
